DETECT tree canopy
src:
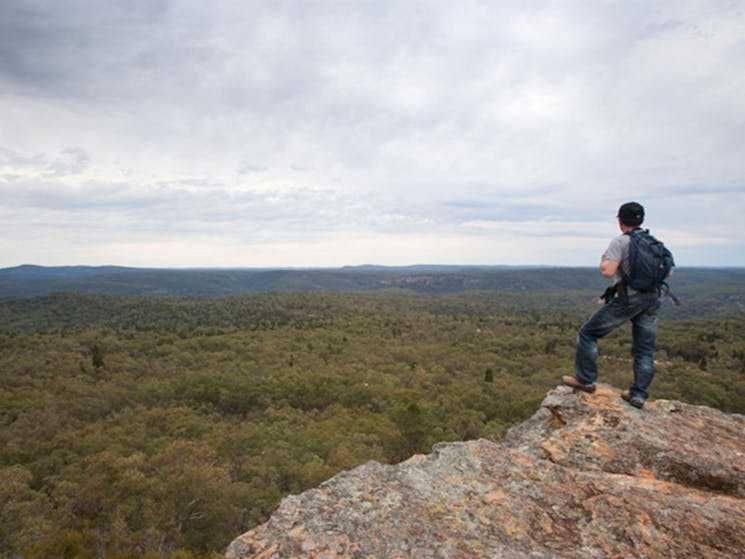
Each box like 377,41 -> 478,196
1,290 -> 743,557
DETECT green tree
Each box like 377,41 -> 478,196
91,344 -> 105,369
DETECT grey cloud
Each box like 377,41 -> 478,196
1,170 -> 388,238
0,146 -> 90,177
238,163 -> 268,175
639,19 -> 685,39
0,1 -> 173,99
48,148 -> 91,176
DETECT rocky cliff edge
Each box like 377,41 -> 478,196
226,384 -> 745,558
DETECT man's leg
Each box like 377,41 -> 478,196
629,304 -> 659,401
574,301 -> 632,385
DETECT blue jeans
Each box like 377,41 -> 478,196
575,291 -> 661,400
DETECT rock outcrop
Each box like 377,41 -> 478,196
226,384 -> 745,558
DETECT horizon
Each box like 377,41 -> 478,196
2,2 -> 744,268
3,262 -> 744,272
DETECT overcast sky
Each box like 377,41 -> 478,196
1,1 -> 744,268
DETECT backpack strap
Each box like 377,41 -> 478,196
660,281 -> 681,306
611,278 -> 680,306
615,228 -> 644,305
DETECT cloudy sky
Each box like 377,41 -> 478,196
1,1 -> 744,268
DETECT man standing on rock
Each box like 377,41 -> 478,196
562,202 -> 667,409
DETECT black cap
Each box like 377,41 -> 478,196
618,202 -> 645,226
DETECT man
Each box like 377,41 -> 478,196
562,202 -> 663,409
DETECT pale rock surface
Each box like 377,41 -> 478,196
226,384 -> 745,558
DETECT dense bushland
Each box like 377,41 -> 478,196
1,291 -> 743,558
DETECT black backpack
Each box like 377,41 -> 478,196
623,228 -> 676,295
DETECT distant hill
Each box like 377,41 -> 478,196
1,265 -> 744,322
2,264 -> 743,298
0,264 -> 613,297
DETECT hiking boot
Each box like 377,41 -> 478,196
621,390 -> 645,409
561,375 -> 597,394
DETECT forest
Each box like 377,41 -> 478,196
1,288 -> 744,558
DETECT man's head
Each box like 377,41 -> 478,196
617,202 -> 645,227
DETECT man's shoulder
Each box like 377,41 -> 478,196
608,233 -> 630,248
605,234 -> 630,261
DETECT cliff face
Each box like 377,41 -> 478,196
226,384 -> 745,559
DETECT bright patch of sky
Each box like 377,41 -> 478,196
1,1 -> 743,267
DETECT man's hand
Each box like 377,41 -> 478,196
599,285 -> 617,304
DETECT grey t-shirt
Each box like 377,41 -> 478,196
603,234 -> 630,282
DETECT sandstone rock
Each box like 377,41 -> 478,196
226,384 -> 745,558
506,384 -> 745,497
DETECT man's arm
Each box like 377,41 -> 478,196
600,258 -> 619,278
